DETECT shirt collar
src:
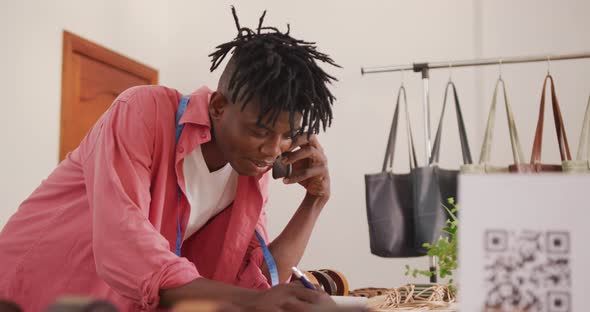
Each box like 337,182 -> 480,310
179,86 -> 213,128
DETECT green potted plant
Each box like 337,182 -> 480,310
405,198 -> 458,293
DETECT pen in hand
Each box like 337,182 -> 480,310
291,266 -> 317,290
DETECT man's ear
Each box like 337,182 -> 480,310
209,91 -> 228,120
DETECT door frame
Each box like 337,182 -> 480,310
59,30 -> 158,161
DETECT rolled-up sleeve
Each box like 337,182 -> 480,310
81,90 -> 201,309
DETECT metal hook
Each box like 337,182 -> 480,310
448,63 -> 453,82
498,59 -> 503,79
401,69 -> 405,87
547,56 -> 551,75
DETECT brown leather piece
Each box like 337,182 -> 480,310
509,163 -> 562,173
319,269 -> 349,296
310,270 -> 338,295
303,271 -> 321,290
524,74 -> 572,172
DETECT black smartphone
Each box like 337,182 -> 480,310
272,155 -> 292,179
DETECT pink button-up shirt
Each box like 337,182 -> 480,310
0,86 -> 272,311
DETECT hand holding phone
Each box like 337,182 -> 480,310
272,155 -> 292,179
271,134 -> 330,200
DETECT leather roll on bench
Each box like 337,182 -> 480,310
303,270 -> 321,289
310,270 -> 338,295
300,269 -> 350,296
319,269 -> 349,296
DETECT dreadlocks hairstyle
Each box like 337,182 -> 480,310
209,6 -> 340,138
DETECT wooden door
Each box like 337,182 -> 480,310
59,31 -> 158,161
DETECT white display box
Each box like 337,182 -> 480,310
459,174 -> 589,312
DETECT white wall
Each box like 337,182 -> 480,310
0,0 -> 169,230
1,0 -> 589,291
475,0 -> 590,166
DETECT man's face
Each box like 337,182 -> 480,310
209,92 -> 302,176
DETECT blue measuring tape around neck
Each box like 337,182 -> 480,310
174,95 -> 279,287
254,231 -> 280,287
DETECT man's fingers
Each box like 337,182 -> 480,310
289,133 -> 317,151
290,287 -> 322,304
284,167 -> 325,184
283,146 -> 316,165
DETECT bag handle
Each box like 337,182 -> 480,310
382,85 -> 418,172
430,81 -> 473,165
575,95 -> 590,161
479,78 -> 526,164
530,75 -> 572,164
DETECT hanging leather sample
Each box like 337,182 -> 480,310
364,85 -> 422,257
413,81 -> 472,253
461,77 -> 526,173
509,75 -> 572,172
563,94 -> 590,173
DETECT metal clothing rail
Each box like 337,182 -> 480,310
362,51 -> 590,163
361,51 -> 590,283
361,52 -> 590,75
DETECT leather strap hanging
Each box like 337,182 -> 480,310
563,94 -> 590,172
510,74 -> 572,172
461,77 -> 526,173
430,81 -> 473,166
382,85 -> 419,172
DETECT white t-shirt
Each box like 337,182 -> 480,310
182,144 -> 238,240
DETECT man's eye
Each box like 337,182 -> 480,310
290,131 -> 302,141
252,130 -> 269,138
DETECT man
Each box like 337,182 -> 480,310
0,7 -> 342,312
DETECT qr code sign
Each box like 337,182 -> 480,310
484,230 -> 571,312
